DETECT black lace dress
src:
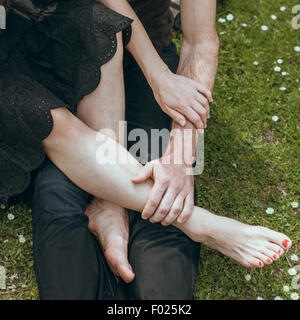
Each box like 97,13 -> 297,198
0,0 -> 132,205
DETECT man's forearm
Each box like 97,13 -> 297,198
179,0 -> 219,90
180,0 -> 218,46
166,0 -> 219,161
178,41 -> 219,92
169,42 -> 218,164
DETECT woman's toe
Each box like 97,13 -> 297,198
260,247 -> 280,261
249,258 -> 264,268
267,243 -> 285,256
264,229 -> 292,250
254,252 -> 273,265
276,237 -> 292,250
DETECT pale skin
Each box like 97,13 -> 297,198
79,0 -> 214,282
132,0 -> 220,225
83,0 -> 214,281
43,105 -> 292,280
39,1 -> 292,283
83,0 -> 215,282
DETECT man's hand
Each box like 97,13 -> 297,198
131,155 -> 194,226
130,0 -> 219,228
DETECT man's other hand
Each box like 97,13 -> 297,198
131,156 -> 194,226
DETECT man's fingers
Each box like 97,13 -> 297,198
177,193 -> 194,223
161,193 -> 185,226
150,188 -> 177,223
141,181 -> 167,219
131,162 -> 153,183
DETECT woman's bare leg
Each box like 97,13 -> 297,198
43,109 -> 292,269
77,32 -> 134,283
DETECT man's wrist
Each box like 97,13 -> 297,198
164,130 -> 196,167
178,40 -> 219,92
163,150 -> 194,167
181,35 -> 219,52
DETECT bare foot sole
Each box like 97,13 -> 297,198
182,207 -> 292,268
85,197 -> 135,283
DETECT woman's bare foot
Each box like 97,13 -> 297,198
85,197 -> 135,283
178,207 -> 292,268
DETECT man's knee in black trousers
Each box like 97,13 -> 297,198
29,158 -> 116,300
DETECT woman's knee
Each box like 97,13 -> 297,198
49,107 -> 76,138
114,32 -> 124,61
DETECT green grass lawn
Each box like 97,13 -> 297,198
0,0 -> 299,300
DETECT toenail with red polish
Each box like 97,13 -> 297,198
278,250 -> 281,254
259,262 -> 262,266
267,259 -> 271,263
282,239 -> 289,248
273,255 -> 277,259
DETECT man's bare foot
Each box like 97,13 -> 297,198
178,207 -> 292,268
85,197 -> 135,283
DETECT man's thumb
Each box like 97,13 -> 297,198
131,163 -> 153,183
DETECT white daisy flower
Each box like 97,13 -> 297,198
290,254 -> 299,262
281,72 -> 288,76
290,292 -> 299,300
291,201 -> 298,208
272,116 -> 279,122
218,18 -> 226,24
261,25 -> 268,31
294,46 -> 300,52
270,15 -> 277,20
245,274 -> 252,281
8,284 -> 16,290
220,31 -> 227,35
253,61 -> 259,66
256,296 -> 264,300
283,285 -> 290,292
7,213 -> 15,221
18,235 -> 26,244
266,207 -> 274,214
277,59 -> 283,64
226,14 -> 234,21
274,296 -> 283,300
274,66 -> 281,72
280,6 -> 286,12
242,23 -> 248,27
279,86 -> 287,91
288,268 -> 297,276
9,273 -> 18,281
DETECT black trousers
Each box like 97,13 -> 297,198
29,43 -> 201,300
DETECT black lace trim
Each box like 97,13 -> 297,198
0,1 -> 133,206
